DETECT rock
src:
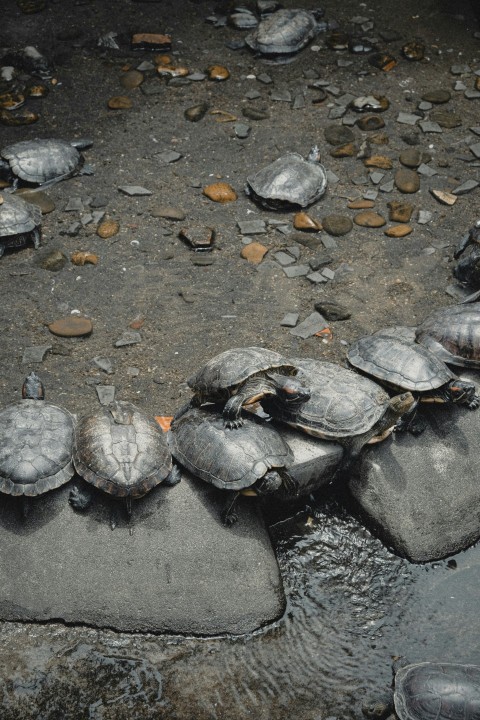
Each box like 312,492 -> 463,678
235,123 -> 250,138
364,155 -> 393,169
283,265 -> 310,278
131,33 -> 171,51
330,142 -> 356,158
429,111 -> 462,128
293,212 -> 321,231
96,219 -> 119,238
280,312 -> 299,327
154,150 -> 182,164
314,300 -> 351,321
237,219 -> 266,235
387,201 -> 414,223
184,103 -> 209,122
71,251 -> 98,266
322,215 -> 353,236
399,147 -> 422,168
347,198 -> 375,209
430,189 -> 457,205
180,226 -> 214,250
151,206 -> 186,220
48,316 -> 93,337
207,65 -> 230,81
0,109 -> 39,126
120,70 -> 143,89
394,168 -> 420,193
96,385 -> 115,405
242,107 -> 270,121
350,95 -> 389,113
384,224 -> 413,237
280,426 -> 342,495
356,115 -> 385,131
353,211 -> 386,228
118,186 -> 152,196
452,180 -> 479,195
396,112 -> 420,126
22,345 -> 52,364
274,251 -> 296,266
202,182 -> 237,203
422,89 -> 451,104
91,356 -> 114,374
114,331 -> 142,347
107,96 -> 133,110
324,125 -> 354,146
39,250 -> 68,271
401,40 -> 425,61
350,399 -> 480,562
240,242 -> 268,264
289,311 -> 328,338
14,189 -> 55,213
419,121 -> 442,134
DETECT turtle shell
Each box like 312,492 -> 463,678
415,303 -> 480,368
394,662 -> 480,720
188,346 -> 297,399
269,358 -> 390,439
245,9 -> 317,55
347,334 -> 455,392
0,193 -> 41,237
0,400 -> 75,496
168,406 -> 293,490
245,153 -> 327,209
73,401 -> 173,498
1,138 -> 83,184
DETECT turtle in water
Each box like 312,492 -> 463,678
362,661 -> 480,720
70,401 -> 181,529
168,405 -> 297,526
0,137 -> 93,189
245,8 -> 326,59
0,372 -> 75,517
347,334 -> 479,433
263,357 -> 415,473
245,146 -> 327,210
0,192 -> 41,257
415,303 -> 480,369
176,346 -> 310,429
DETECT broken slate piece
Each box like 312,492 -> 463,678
326,170 -> 339,185
328,106 -> 347,120
379,180 -> 395,193
283,264 -> 310,278
270,90 -> 292,102
290,312 -> 328,338
154,150 -> 182,163
322,267 -> 335,280
396,112 -> 419,125
22,345 -> 52,364
469,142 -> 480,159
450,64 -> 472,75
274,251 -> 296,266
307,271 -> 328,284
417,210 -> 433,224
257,73 -> 272,85
454,80 -> 467,91
91,356 -> 114,374
465,90 -> 480,100
65,197 -> 84,212
417,163 -> 437,177
96,385 -> 116,405
280,312 -> 299,327
321,236 -> 338,250
293,93 -> 305,109
237,220 -> 266,235
419,121 -> 442,133
114,331 -> 142,347
235,123 -> 250,138
118,186 -> 152,196
452,179 -> 479,195
369,171 -> 384,185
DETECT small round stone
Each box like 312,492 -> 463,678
429,111 -> 462,128
48,316 -> 93,337
97,220 -> 120,238
384,224 -> 413,237
356,115 -> 385,131
421,89 -> 451,104
0,92 -> 25,110
347,198 -> 375,209
108,96 -> 133,109
387,201 -> 414,223
314,299 -> 351,321
120,70 -> 143,89
184,103 -> 209,122
350,94 -> 389,113
151,206 -> 186,221
324,125 -> 355,146
207,65 -> 230,81
364,155 -> 393,169
399,148 -> 422,168
202,182 -> 237,203
354,211 -> 386,228
0,109 -> 39,126
330,142 -> 356,157
40,250 -> 68,271
402,41 -> 425,61
322,214 -> 353,236
15,189 -> 55,214
395,168 -> 420,194
26,83 -> 48,98
240,242 -> 268,264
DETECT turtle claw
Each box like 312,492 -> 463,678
222,509 -> 238,527
224,416 -> 244,430
467,396 -> 480,409
69,484 -> 92,511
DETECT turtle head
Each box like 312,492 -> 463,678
254,470 -> 283,496
307,145 -> 321,163
389,391 -> 415,417
446,379 -> 479,408
22,372 -> 45,400
267,373 -> 311,406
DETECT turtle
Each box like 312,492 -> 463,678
0,371 -> 75,517
347,334 -> 479,432
263,357 -> 415,473
453,221 -> 480,289
245,146 -> 327,210
176,346 -> 311,429
0,192 -> 41,257
168,405 -> 297,526
245,8 -> 323,58
0,137 -> 93,189
362,661 -> 480,720
415,303 -> 480,369
70,401 -> 181,529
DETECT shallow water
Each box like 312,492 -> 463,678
1,495 -> 479,719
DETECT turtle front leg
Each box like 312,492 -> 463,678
223,394 -> 246,428
69,484 -> 93,511
394,398 -> 424,435
221,490 -> 240,526
163,464 -> 181,487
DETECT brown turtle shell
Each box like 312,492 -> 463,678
415,303 -> 480,368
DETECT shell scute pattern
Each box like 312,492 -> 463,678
0,193 -> 41,237
416,303 -> 480,368
246,154 -> 327,208
245,9 -> 317,55
2,138 -> 81,184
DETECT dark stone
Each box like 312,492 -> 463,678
321,215 -> 353,236
314,300 -> 351,321
324,125 -> 355,146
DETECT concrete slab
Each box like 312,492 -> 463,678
0,475 -> 285,636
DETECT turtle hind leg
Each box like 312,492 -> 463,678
221,491 -> 240,526
19,496 -> 30,520
163,464 -> 181,487
69,484 -> 93,511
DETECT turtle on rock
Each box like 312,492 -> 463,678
70,401 -> 180,529
168,405 -> 297,526
0,192 -> 41,257
0,372 -> 75,517
0,137 -> 93,189
175,346 -> 311,429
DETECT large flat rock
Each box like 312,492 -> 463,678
349,395 -> 480,562
0,474 -> 285,635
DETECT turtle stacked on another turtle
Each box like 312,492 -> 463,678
0,192 -> 41,258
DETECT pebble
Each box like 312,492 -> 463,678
90,196 -> 109,208
179,225 -> 214,250
108,96 -> 133,110
330,142 -> 356,158
369,172 -> 385,185
118,186 -> 152,196
417,163 -> 437,177
283,264 -> 310,278
354,211 -> 386,228
131,33 -> 171,51
324,125 -> 354,146
274,251 -> 296,266
401,41 -> 425,61
394,168 -> 420,193
396,112 -> 420,126
314,300 -> 351,321
14,189 -> 55,213
430,189 -> 457,205
322,215 -> 353,236
71,251 -> 98,266
452,179 -> 479,195
355,115 -> 385,131
465,89 -> 480,100
418,101 -> 432,112
417,210 -> 433,224
207,65 -> 230,81
242,107 -> 270,121
454,81 -> 467,91
450,64 -> 471,75
187,72 -> 207,82
307,271 -> 328,284
39,250 -> 68,271
309,253 -> 333,271
257,73 -> 273,85
120,70 -> 143,89
419,121 -> 442,134
65,197 -> 84,212
0,92 -> 25,110
97,219 -> 120,238
387,201 -> 414,222
154,150 -> 182,163
422,89 -> 451,104
379,180 -> 395,193
244,89 -> 261,100
290,312 -> 328,338
280,313 -> 299,327
22,345 -> 52,364
235,123 -> 250,138
96,386 -> 116,406
184,103 -> 209,122
322,267 -> 335,280
384,224 -> 413,237
364,155 -> 393,169
350,95 -> 389,113
328,106 -> 347,120
48,316 -> 92,337
347,198 -> 374,209
240,242 -> 268,264
237,219 -> 266,235
399,148 -> 422,168
368,52 -> 397,71
151,206 -> 185,220
293,212 -> 321,231
363,189 -> 379,201
114,331 -> 142,347
270,90 -> 291,103
0,109 -> 39,126
157,66 -> 189,79
91,357 -> 114,374
469,142 -> 480,158
202,182 -> 237,203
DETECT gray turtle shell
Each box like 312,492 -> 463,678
188,346 -> 297,400
246,153 -> 327,209
270,357 -> 390,439
1,138 -> 83,184
245,9 -> 317,55
0,193 -> 41,238
73,401 -> 173,497
0,400 -> 75,496
347,334 -> 455,392
168,406 -> 293,490
415,303 -> 480,368
394,662 -> 480,720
